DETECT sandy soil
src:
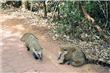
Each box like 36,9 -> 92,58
0,11 -> 109,73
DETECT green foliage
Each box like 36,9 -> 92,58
85,1 -> 110,33
53,1 -> 84,39
59,1 -> 83,22
53,1 -> 110,41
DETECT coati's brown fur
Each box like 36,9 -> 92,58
58,45 -> 86,67
58,45 -> 110,67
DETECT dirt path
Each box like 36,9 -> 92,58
0,12 -> 109,73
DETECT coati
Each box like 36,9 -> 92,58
58,45 -> 110,67
58,45 -> 86,67
21,33 -> 43,60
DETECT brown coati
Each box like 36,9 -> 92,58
58,45 -> 86,67
58,45 -> 110,68
21,33 -> 43,60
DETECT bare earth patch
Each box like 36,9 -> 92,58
0,11 -> 109,73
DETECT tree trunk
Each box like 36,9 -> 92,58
21,0 -> 27,11
43,1 -> 47,18
30,1 -> 33,11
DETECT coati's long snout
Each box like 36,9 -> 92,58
33,50 -> 42,60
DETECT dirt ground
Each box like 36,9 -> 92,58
0,11 -> 109,73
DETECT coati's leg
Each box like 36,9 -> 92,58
71,59 -> 85,67
71,61 -> 82,67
